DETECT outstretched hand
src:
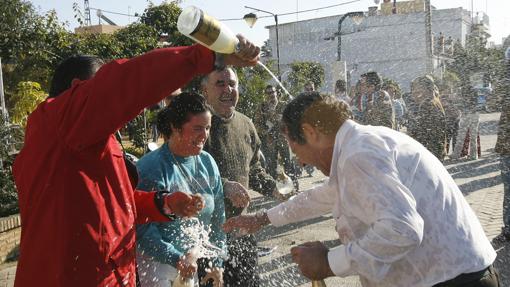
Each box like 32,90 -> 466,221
224,181 -> 250,208
164,192 -> 205,218
223,214 -> 266,235
223,34 -> 260,67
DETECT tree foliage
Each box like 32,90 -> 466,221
10,82 -> 47,127
1,0 -> 76,97
286,62 -> 325,95
448,31 -> 505,85
140,1 -> 192,47
235,62 -> 274,119
0,117 -> 23,217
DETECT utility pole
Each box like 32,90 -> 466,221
84,0 -> 91,26
424,0 -> 433,73
0,58 -> 7,124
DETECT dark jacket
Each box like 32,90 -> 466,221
408,99 -> 447,161
204,111 -> 276,218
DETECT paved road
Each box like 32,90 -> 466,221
1,112 -> 507,287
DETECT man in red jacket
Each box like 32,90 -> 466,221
13,36 -> 259,287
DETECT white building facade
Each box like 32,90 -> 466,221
266,6 -> 488,93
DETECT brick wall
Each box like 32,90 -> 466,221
0,215 -> 21,263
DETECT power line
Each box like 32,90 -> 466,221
89,7 -> 140,18
220,0 -> 361,21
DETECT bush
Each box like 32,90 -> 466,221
0,117 -> 24,217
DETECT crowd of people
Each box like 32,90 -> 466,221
11,32 -> 509,287
328,71 -> 484,163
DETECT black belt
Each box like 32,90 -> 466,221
433,265 -> 494,287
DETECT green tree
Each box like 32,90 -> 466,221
286,62 -> 324,95
114,23 -> 159,58
1,0 -> 76,95
233,60 -> 277,118
140,1 -> 193,47
446,30 -> 505,111
73,32 -> 119,61
10,81 -> 47,127
0,117 -> 24,217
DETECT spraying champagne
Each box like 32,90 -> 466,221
177,6 -> 294,100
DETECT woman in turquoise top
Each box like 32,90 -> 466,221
136,93 -> 226,287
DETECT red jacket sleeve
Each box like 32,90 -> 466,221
54,44 -> 214,151
133,190 -> 171,224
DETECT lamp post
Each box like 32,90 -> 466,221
337,12 -> 365,61
243,6 -> 280,78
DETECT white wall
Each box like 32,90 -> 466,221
267,7 -> 477,93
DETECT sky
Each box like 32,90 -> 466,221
29,0 -> 509,46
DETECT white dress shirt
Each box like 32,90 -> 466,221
267,120 -> 496,287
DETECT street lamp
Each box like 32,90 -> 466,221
243,6 -> 280,78
337,11 -> 365,61
243,13 -> 257,28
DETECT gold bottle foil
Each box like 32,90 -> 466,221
189,10 -> 221,46
311,280 -> 327,287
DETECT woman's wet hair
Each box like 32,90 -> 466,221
157,92 -> 211,138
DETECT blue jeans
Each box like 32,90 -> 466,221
501,156 -> 510,231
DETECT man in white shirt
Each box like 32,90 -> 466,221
223,92 -> 499,287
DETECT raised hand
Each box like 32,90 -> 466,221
223,181 -> 250,208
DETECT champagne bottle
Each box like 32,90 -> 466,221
177,6 -> 239,54
311,279 -> 327,287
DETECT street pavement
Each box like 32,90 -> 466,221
0,112 -> 507,287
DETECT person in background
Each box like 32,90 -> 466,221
452,79 -> 481,160
441,92 -> 461,155
350,80 -> 365,122
149,100 -> 165,142
359,71 -> 395,129
12,36 -> 260,287
254,84 -> 299,190
382,79 -> 405,131
407,75 -> 447,161
224,92 -> 499,287
334,79 -> 351,107
136,93 -> 226,287
494,46 -> 510,242
201,67 -> 286,287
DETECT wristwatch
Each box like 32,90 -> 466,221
154,191 -> 177,221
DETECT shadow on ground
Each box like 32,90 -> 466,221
492,238 -> 510,286
479,120 -> 500,136
445,154 -> 502,195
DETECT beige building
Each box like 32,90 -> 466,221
75,24 -> 122,35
